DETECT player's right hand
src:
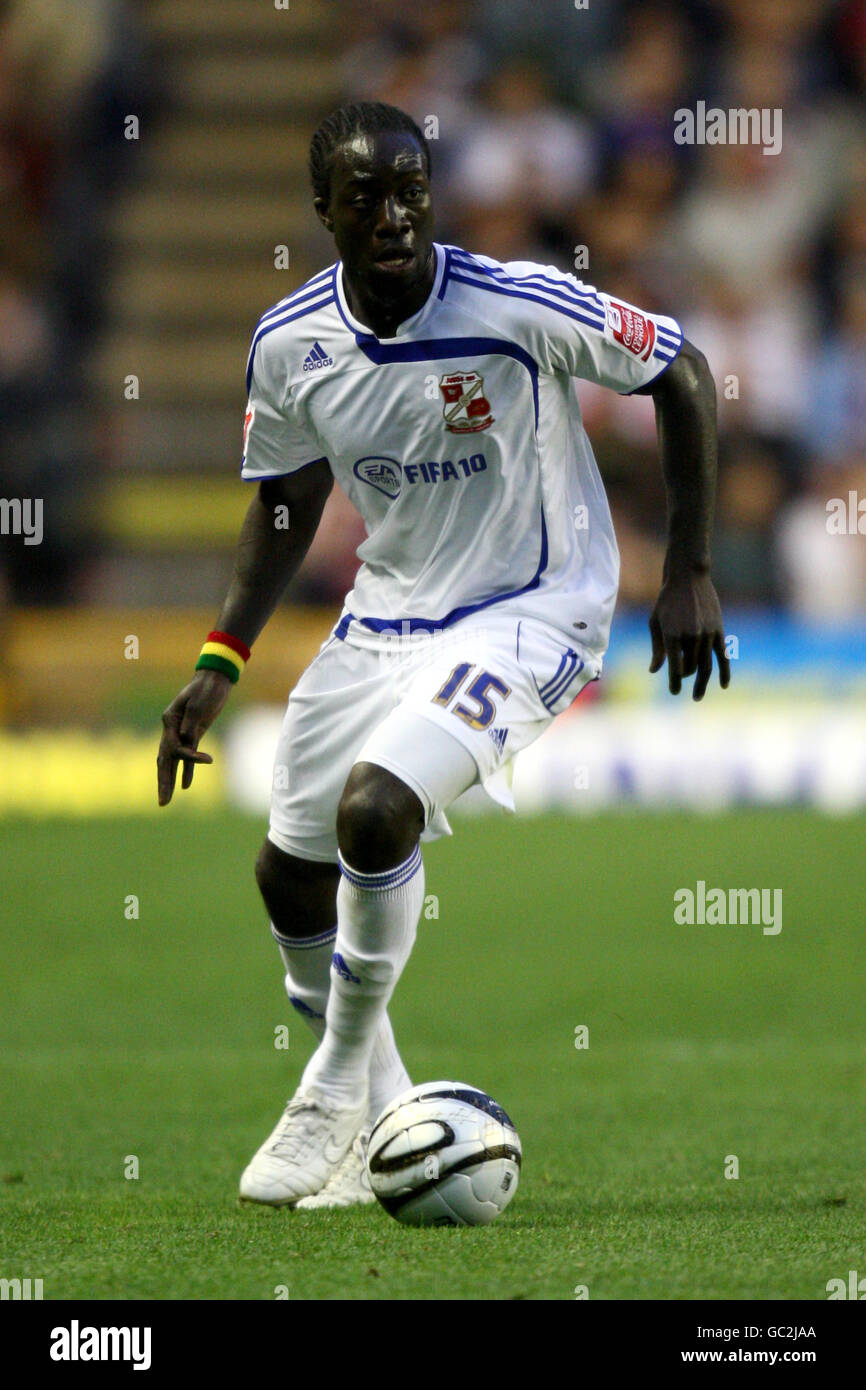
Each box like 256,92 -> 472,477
157,670 -> 233,805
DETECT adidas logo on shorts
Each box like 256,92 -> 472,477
303,341 -> 334,372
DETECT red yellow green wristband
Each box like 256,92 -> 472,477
195,630 -> 251,684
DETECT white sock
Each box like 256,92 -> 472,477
301,844 -> 424,1109
272,921 -> 411,1123
368,1015 -> 412,1129
272,922 -> 335,1038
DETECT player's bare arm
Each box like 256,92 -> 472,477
157,462 -> 333,805
636,338 -> 731,701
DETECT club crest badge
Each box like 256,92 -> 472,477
439,371 -> 494,433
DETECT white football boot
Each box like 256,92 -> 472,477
294,1128 -> 376,1210
239,1085 -> 368,1207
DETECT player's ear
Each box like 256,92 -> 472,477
314,197 -> 334,234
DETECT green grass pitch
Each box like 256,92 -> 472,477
1,808 -> 863,1300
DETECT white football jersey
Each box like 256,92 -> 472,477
241,243 -> 682,658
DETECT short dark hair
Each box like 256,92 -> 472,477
308,101 -> 432,204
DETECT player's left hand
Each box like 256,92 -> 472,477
649,567 -> 731,700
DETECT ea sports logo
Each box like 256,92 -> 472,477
353,456 -> 402,500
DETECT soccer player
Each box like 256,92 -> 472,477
157,102 -> 730,1209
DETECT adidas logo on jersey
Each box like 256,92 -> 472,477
303,341 -> 333,372
488,727 -> 508,753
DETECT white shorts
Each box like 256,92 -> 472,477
267,610 -> 600,862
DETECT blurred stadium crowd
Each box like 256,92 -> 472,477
1,0 -> 864,619
0,0 -> 152,604
338,0 -> 866,619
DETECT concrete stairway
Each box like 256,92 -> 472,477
92,0 -> 342,462
87,0 -> 346,602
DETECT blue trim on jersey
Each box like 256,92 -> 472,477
449,269 -> 607,336
352,333 -> 540,428
437,246 -> 452,300
255,283 -> 334,336
334,246 -> 448,334
652,330 -> 682,358
257,267 -> 335,327
656,319 -> 685,362
622,326 -> 685,392
246,293 -> 336,392
449,250 -> 682,364
240,455 -> 328,480
449,251 -> 606,313
332,262 -> 358,335
333,508 -> 549,638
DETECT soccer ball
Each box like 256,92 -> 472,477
366,1080 -> 522,1226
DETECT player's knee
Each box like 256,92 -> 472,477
255,838 -> 337,937
336,762 -> 424,872
254,840 -> 280,907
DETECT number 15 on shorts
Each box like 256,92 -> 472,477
432,663 -> 512,731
